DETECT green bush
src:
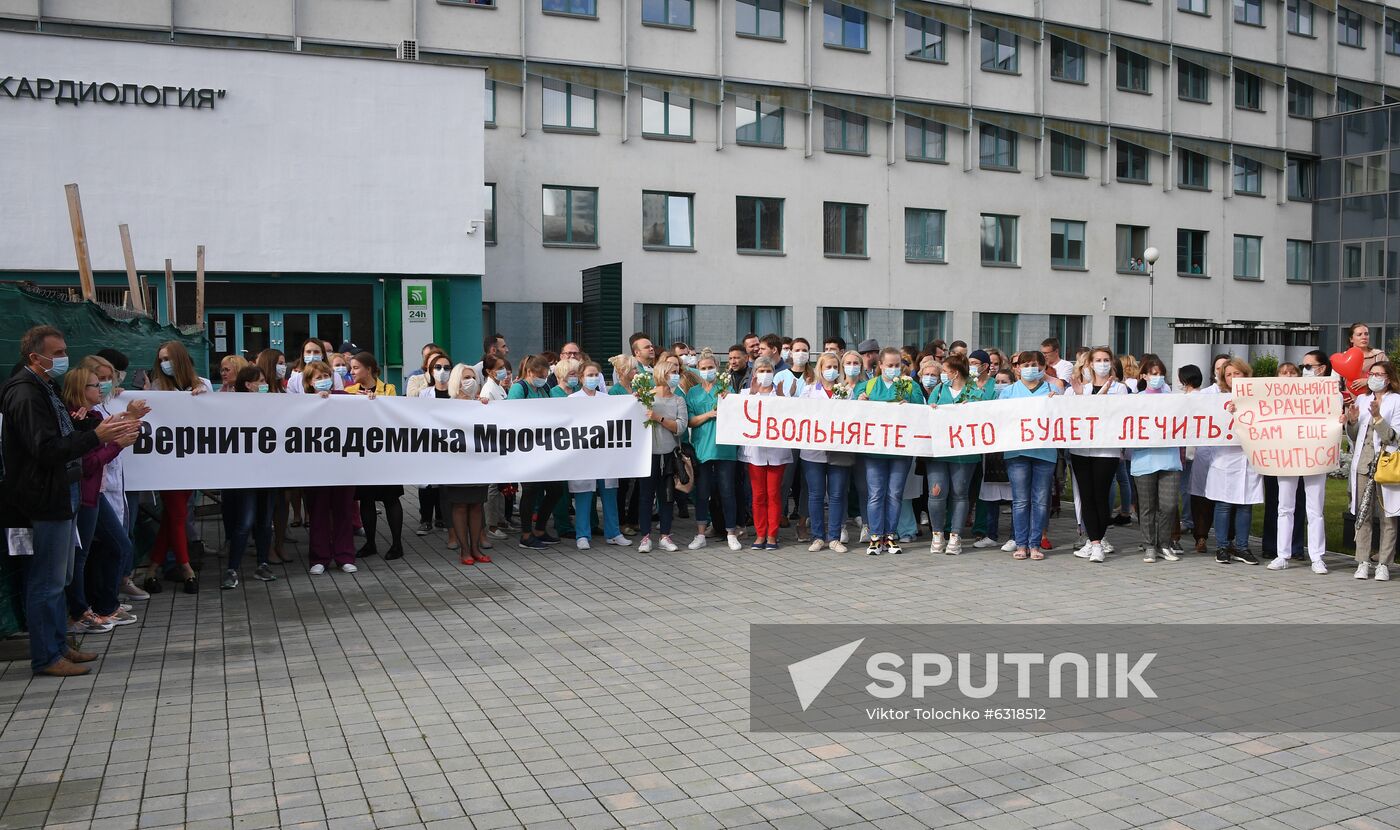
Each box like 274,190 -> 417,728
1250,354 -> 1278,377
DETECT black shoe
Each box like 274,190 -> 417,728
1233,548 -> 1260,565
1112,514 -> 1132,526
1215,549 -> 1231,564
415,522 -> 432,536
357,543 -> 379,558
142,576 -> 164,594
383,545 -> 404,561
434,520 -> 446,529
183,577 -> 199,594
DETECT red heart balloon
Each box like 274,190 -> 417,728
1331,347 -> 1365,384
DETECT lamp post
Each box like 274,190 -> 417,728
1143,246 -> 1160,354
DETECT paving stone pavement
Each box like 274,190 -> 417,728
0,490 -> 1397,830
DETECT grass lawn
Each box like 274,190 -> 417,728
1248,476 -> 1351,553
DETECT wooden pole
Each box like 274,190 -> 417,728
64,184 -> 96,301
118,224 -> 147,313
164,259 -> 176,326
195,245 -> 206,331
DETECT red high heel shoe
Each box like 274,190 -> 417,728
460,555 -> 476,565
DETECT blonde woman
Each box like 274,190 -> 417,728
800,352 -> 852,552
637,355 -> 689,552
440,364 -> 491,565
1207,358 -> 1262,565
551,358 -> 581,398
685,350 -> 740,551
218,355 -> 249,392
570,361 -> 627,548
1347,360 -> 1400,579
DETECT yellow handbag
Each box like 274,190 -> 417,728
1375,450 -> 1400,485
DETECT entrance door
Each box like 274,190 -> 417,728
207,309 -> 350,363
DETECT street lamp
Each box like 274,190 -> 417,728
1143,246 -> 1160,354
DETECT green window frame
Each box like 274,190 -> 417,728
483,183 -> 496,245
979,125 -> 1017,170
1050,219 -> 1086,268
1178,149 -> 1209,189
1177,228 -> 1208,275
641,88 -> 692,138
904,208 -> 946,263
1178,61 -> 1209,102
1338,7 -> 1363,47
736,196 -> 784,253
736,98 -> 784,146
978,313 -> 1018,354
823,106 -> 868,154
824,0 -> 867,49
980,214 -> 1018,265
737,0 -> 783,38
1287,79 -> 1313,116
904,311 -> 946,345
905,12 -> 945,61
1051,37 -> 1085,82
1116,48 -> 1151,93
541,185 -> 598,246
1287,0 -> 1313,35
642,191 -> 695,250
905,116 -> 946,162
641,304 -> 694,345
1233,234 -> 1262,280
1050,132 -> 1085,175
642,0 -> 693,27
542,79 -> 597,130
1234,71 -> 1262,111
1233,156 -> 1262,194
543,0 -> 596,15
823,202 -> 868,257
1117,225 -> 1149,273
1234,0 -> 1262,26
1286,239 -> 1312,283
1116,141 -> 1150,183
980,25 -> 1019,72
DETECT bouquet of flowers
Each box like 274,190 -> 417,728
717,370 -> 731,391
892,375 -> 915,402
632,371 -> 657,425
832,381 -> 851,400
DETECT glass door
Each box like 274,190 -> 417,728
207,309 -> 349,363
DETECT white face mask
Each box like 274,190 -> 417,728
1092,361 -> 1113,377
304,353 -> 322,364
1369,376 -> 1387,393
1300,367 -> 1315,377
682,354 -> 698,366
791,350 -> 809,367
433,368 -> 450,383
755,372 -> 774,388
780,349 -> 791,363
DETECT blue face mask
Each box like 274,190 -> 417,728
822,367 -> 839,382
98,380 -> 114,398
882,367 -> 900,382
304,353 -> 322,364
1021,367 -> 1043,382
38,354 -> 69,378
566,376 -> 580,389
667,374 -> 680,389
336,366 -> 351,380
160,360 -> 174,377
700,369 -> 717,383
1147,375 -> 1166,390
844,365 -> 861,379
495,369 -> 508,382
584,375 -> 604,390
968,365 -> 980,378
530,376 -> 547,388
921,375 -> 937,389
257,383 -> 270,393
312,377 -> 334,392
939,372 -> 950,385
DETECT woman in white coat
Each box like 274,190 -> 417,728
1268,351 -> 1342,575
1207,358 -> 1263,565
1347,360 -> 1400,580
569,362 -> 628,549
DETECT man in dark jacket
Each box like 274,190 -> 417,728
1,326 -> 140,677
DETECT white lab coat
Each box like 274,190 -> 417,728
1348,391 -> 1400,518
567,389 -> 619,493
737,387 -> 792,467
1198,383 -> 1263,504
1189,385 -> 1221,497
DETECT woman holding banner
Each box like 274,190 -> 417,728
220,366 -> 278,587
1131,356 -> 1183,564
841,351 -> 871,544
301,361 -> 359,574
570,361 -> 627,550
1066,347 -> 1133,564
999,351 -> 1056,561
510,356 -> 566,549
857,348 -> 924,556
142,341 -> 211,595
1206,358 -> 1262,566
346,352 -> 405,561
925,352 -> 987,556
1347,360 -> 1400,580
254,348 -> 298,560
797,352 -> 852,553
440,364 -> 492,565
1267,351 -> 1336,574
686,350 -> 741,552
739,357 -> 789,550
414,351 -> 454,545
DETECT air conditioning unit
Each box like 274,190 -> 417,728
398,39 -> 419,61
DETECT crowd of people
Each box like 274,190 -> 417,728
0,321 -> 1391,677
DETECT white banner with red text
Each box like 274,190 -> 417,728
1230,377 -> 1344,476
112,391 -> 652,490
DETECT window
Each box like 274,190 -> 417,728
1234,0 -> 1262,25
1233,235 -> 1262,279
1050,132 -> 1085,175
1177,228 -> 1208,274
483,183 -> 496,244
641,304 -> 693,346
1178,61 -> 1210,102
485,79 -> 496,124
641,88 -> 692,138
1388,19 -> 1400,55
1178,0 -> 1207,13
544,0 -> 596,15
905,116 -> 946,162
736,98 -> 784,146
1337,88 -> 1364,113
905,208 -> 946,262
905,12 -> 945,61
823,307 -> 867,344
1286,240 -> 1312,282
1049,315 -> 1087,354
1287,79 -> 1313,117
1233,156 -> 1261,194
1343,153 -> 1387,194
1234,71 -> 1262,111
737,0 -> 782,38
824,0 -> 867,49
1113,317 -> 1147,357
978,313 -> 1018,354
1343,241 -> 1385,278
736,196 -> 783,253
823,107 -> 868,153
1116,142 -> 1149,183
542,79 -> 596,130
1117,225 -> 1149,272
642,191 -> 694,249
980,25 -> 1019,73
1050,37 -> 1084,82
642,0 -> 692,27
1117,49 -> 1150,92
904,311 -> 946,346
1178,149 -> 1210,189
980,214 -> 1018,265
1288,157 -> 1315,201
542,186 -> 598,245
1287,0 -> 1313,35
737,306 -> 784,341
823,202 -> 867,257
1338,7 -> 1363,47
1050,220 -> 1086,268
979,125 -> 1017,169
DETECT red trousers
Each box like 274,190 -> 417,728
307,486 -> 356,566
150,490 -> 191,566
748,464 -> 785,539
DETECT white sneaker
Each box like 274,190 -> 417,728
1101,541 -> 1115,553
808,539 -> 825,552
973,536 -> 998,549
1267,557 -> 1289,571
577,537 -> 591,550
309,564 -> 326,575
858,525 -> 870,543
340,563 -> 358,573
1074,542 -> 1093,559
1159,547 -> 1180,562
929,532 -> 945,554
829,540 -> 848,553
606,534 -> 632,546
1377,564 -> 1391,581
919,515 -> 930,526
659,536 -> 679,552
487,527 -> 507,540
839,526 -> 849,544
638,535 -> 653,553
726,533 -> 741,551
1143,548 -> 1157,563
1088,542 -> 1105,563
1000,539 -> 1018,552
1311,562 -> 1329,574
945,534 -> 961,555
688,534 -> 707,550
1356,562 -> 1370,579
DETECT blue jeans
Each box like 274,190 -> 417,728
864,456 -> 911,537
574,485 -> 620,539
1112,460 -> 1134,515
980,499 -> 1003,542
927,461 -> 976,537
1007,457 -> 1055,550
1213,502 -> 1252,550
29,484 -> 79,672
897,500 -> 918,539
803,461 -> 850,541
696,459 -> 737,531
223,488 -> 274,572
69,504 -> 99,619
83,498 -> 126,617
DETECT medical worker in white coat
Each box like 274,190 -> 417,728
1347,360 -> 1400,581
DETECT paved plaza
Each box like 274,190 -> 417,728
0,492 -> 1398,830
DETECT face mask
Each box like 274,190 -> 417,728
1147,375 -> 1166,390
822,367 -> 839,382
461,379 -> 479,398
791,350 -> 809,367
781,349 -> 791,363
304,353 -> 322,364
995,382 -> 1010,393
755,372 -> 774,387
257,383 -> 270,393
1369,376 -> 1387,392
940,372 -> 950,385
1022,367 -> 1043,382
700,369 -> 717,383
566,376 -> 580,389
336,366 -> 351,379
276,363 -> 287,379
529,376 -> 547,388
312,377 -> 334,392
1093,361 -> 1113,377
160,360 -> 174,377
921,375 -> 937,389
1301,367 -> 1316,377
433,368 -> 450,383
882,367 -> 900,382
968,365 -> 980,378
115,370 -> 127,387
667,374 -> 681,389
682,354 -> 698,367
585,375 -> 604,391
99,380 -> 114,398
495,369 -> 508,382
844,365 -> 861,379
